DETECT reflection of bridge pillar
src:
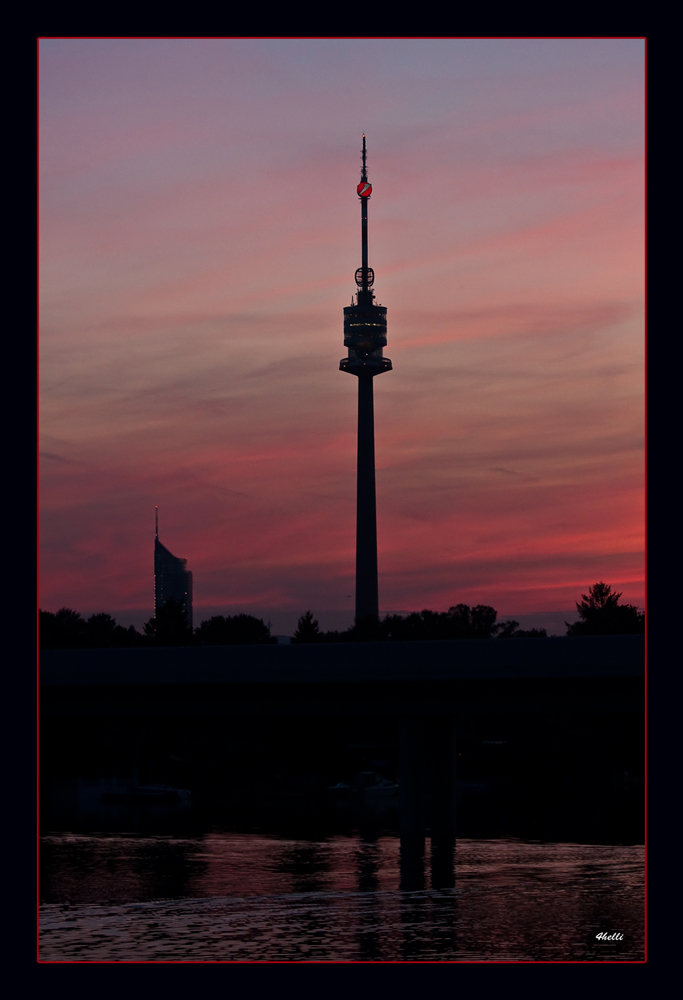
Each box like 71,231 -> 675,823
399,716 -> 425,889
430,716 -> 456,889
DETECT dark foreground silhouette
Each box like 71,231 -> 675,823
291,605 -> 547,643
39,581 -> 643,649
39,600 -> 276,650
565,582 -> 644,636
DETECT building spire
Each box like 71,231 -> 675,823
356,135 -> 373,299
155,505 -> 159,540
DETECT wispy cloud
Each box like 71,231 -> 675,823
39,451 -> 73,464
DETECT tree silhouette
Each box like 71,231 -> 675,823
39,608 -> 87,649
448,604 -> 501,638
290,603 -> 512,643
82,612 -> 119,647
495,619 -> 547,639
290,611 -> 323,644
194,614 -> 277,645
39,608 -> 145,649
83,613 -> 145,648
143,597 -> 193,646
565,582 -> 644,636
381,604 -> 503,641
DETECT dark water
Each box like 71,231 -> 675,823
39,834 -> 644,961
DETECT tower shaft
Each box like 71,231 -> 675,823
356,374 -> 379,622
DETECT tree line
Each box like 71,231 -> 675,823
39,582 -> 643,650
38,599 -> 276,650
291,582 -> 644,643
290,605 -> 547,643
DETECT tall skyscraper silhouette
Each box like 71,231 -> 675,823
340,137 -> 392,625
154,506 -> 193,628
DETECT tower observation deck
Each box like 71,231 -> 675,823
340,136 -> 392,626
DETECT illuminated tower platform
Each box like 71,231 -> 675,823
340,136 -> 392,625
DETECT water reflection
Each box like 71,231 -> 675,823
275,843 -> 330,895
431,843 -> 455,889
355,838 -> 380,893
354,839 -> 381,959
40,836 -> 644,961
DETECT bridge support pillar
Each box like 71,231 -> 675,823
430,715 -> 456,888
399,716 -> 425,889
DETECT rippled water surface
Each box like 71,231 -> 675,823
40,835 -> 644,961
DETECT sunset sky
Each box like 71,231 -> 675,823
39,38 -> 644,633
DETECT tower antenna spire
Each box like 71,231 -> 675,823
356,135 -> 373,296
155,505 -> 159,540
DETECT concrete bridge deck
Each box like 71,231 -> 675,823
40,634 -> 644,717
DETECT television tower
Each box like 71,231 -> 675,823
340,136 -> 392,625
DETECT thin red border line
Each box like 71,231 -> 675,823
35,35 -> 647,39
37,951 -> 648,964
36,34 -> 41,966
642,34 -> 647,967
